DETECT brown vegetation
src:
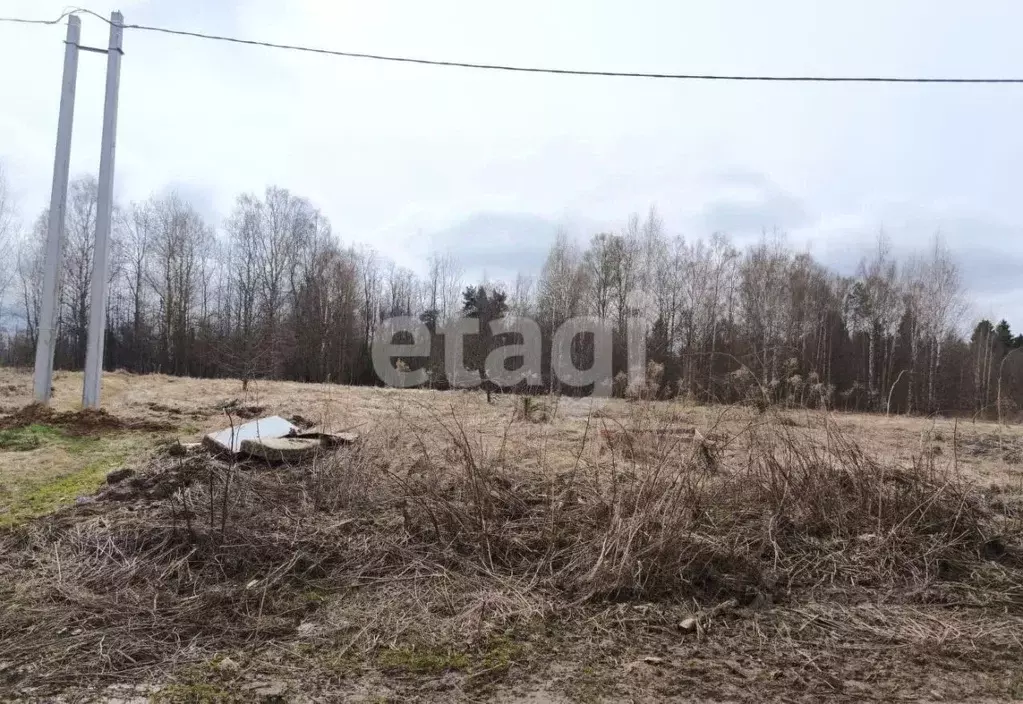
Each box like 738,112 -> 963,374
1,371 -> 1023,701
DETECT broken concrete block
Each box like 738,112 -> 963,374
240,436 -> 323,463
678,616 -> 699,633
296,428 -> 360,447
325,431 -> 359,446
203,416 -> 298,455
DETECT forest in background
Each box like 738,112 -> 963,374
1,166 -> 1021,417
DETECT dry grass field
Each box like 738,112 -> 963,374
2,366 -> 1023,702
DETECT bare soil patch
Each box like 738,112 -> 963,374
0,403 -> 175,435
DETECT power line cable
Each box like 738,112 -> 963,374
3,9 -> 1023,84
0,8 -> 80,26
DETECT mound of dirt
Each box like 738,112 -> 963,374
98,453 -> 219,502
0,403 -> 176,435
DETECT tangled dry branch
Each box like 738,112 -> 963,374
0,407 -> 1020,693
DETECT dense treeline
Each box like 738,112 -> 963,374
1,170 -> 1022,417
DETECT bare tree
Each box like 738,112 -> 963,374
852,233 -> 903,405
614,216 -> 641,338
0,163 -> 16,319
921,235 -> 966,411
223,193 -> 265,388
385,261 -> 416,317
538,230 -> 587,332
509,272 -> 534,316
148,192 -> 211,375
59,176 -> 99,367
739,232 -> 793,389
440,253 -> 463,322
257,187 -> 308,375
116,201 -> 154,368
358,245 -> 381,369
584,233 -> 617,321
15,213 -> 47,347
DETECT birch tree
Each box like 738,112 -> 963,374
0,163 -> 15,318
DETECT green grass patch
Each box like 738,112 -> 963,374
9,454 -> 124,521
377,646 -> 471,674
151,682 -> 239,704
375,634 -> 529,678
0,423 -> 159,526
0,424 -> 64,451
480,633 -> 528,671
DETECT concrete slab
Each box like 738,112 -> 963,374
240,436 -> 322,463
202,416 -> 298,455
296,428 -> 360,446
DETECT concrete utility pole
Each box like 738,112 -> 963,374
32,15 -> 81,403
82,11 -> 124,408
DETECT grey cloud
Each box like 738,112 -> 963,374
426,212 -> 567,283
817,236 -> 1023,297
158,181 -> 222,225
814,210 -> 1023,293
805,208 -> 1023,324
698,171 -> 811,236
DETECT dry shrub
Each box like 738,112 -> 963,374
623,361 -> 666,401
0,412 -> 1017,690
513,396 -> 548,423
406,416 -> 997,604
612,371 -> 629,398
624,379 -> 644,400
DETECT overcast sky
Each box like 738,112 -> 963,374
2,0 -> 1023,326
